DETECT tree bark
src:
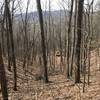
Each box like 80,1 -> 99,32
67,0 -> 74,78
0,43 -> 8,100
36,0 -> 49,83
5,0 -> 17,90
75,0 -> 84,83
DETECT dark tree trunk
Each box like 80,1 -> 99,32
75,0 -> 84,83
0,43 -> 8,100
5,0 -> 17,90
1,11 -> 6,57
36,0 -> 49,83
5,10 -> 12,72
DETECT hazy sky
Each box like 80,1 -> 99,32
21,0 -> 64,12
0,0 -> 99,13
20,0 -> 99,13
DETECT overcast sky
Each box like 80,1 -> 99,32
18,0 -> 98,13
0,0 -> 99,13
20,0 -> 64,12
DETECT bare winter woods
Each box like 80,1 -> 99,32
0,0 -> 100,100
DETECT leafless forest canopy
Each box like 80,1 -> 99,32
0,0 -> 100,100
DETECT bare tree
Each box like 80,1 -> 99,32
67,0 -> 74,78
5,0 -> 17,90
36,0 -> 49,83
0,42 -> 8,100
23,0 -> 30,69
75,0 -> 84,83
70,0 -> 77,77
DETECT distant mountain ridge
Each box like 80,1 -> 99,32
15,10 -> 69,22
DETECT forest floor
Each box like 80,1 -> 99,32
0,50 -> 100,100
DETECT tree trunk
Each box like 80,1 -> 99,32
0,43 -> 8,100
36,0 -> 49,83
67,0 -> 74,78
5,0 -> 17,90
75,0 -> 84,83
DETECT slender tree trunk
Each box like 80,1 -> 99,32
70,0 -> 77,77
6,14 -> 12,72
1,11 -> 5,57
4,6 -> 12,72
5,0 -> 17,90
87,13 -> 91,85
36,0 -> 49,83
23,0 -> 30,69
59,10 -> 63,72
67,0 -> 74,78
